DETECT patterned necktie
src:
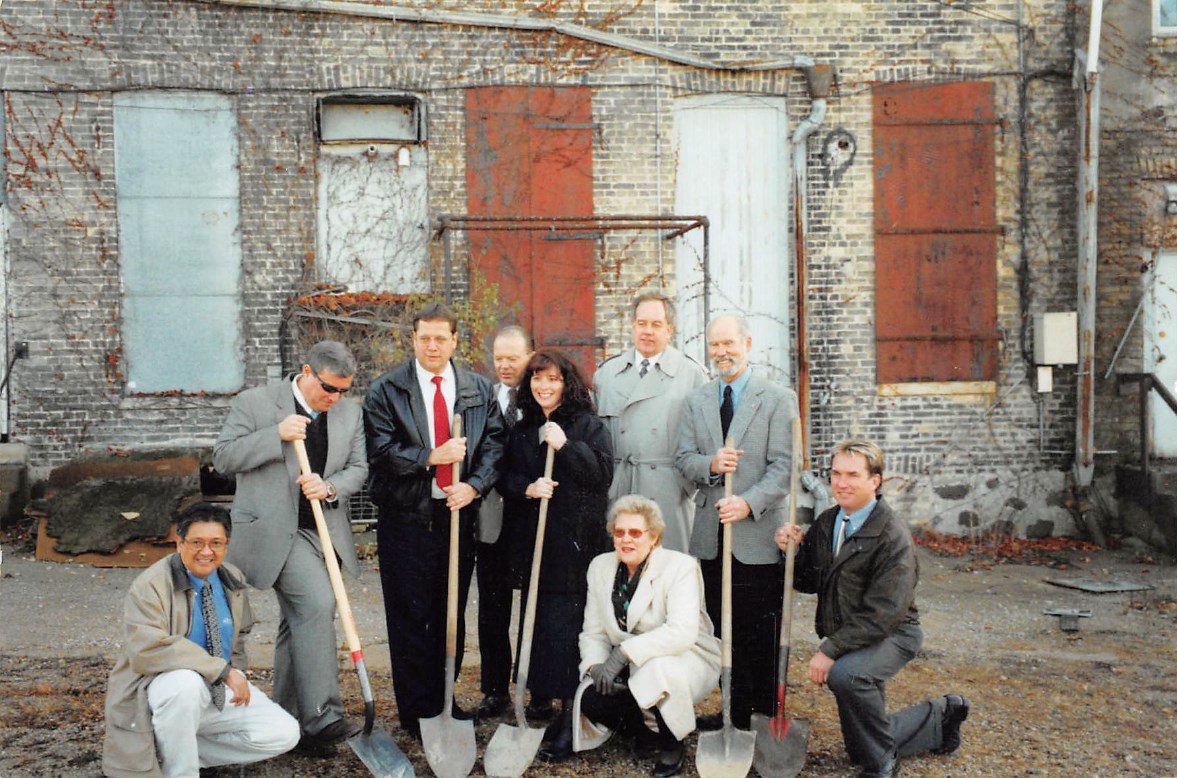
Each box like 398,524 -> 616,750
504,387 -> 518,429
201,583 -> 226,710
720,385 -> 734,439
639,359 -> 650,378
432,375 -> 452,488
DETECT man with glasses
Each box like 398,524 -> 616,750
213,340 -> 368,756
103,503 -> 299,777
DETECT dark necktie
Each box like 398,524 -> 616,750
639,359 -> 650,378
432,375 -> 452,488
720,385 -> 734,439
504,387 -> 518,429
201,583 -> 226,710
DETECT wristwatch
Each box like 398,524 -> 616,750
324,481 -> 338,502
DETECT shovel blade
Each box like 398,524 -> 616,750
749,713 -> 809,778
696,726 -> 757,778
420,714 -> 476,778
483,722 -> 546,777
349,729 -> 416,778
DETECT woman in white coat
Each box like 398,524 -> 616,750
568,494 -> 721,777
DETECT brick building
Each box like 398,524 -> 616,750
1,0 -> 1170,541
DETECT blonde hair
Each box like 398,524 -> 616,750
606,494 -> 665,544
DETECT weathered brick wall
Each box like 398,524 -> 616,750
1,0 -> 1098,538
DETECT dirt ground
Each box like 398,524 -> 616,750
1,533 -> 1175,778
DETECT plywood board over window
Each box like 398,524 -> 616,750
873,81 -> 1000,387
465,86 -> 598,375
114,92 -> 244,394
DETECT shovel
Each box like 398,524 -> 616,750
750,417 -> 810,777
291,439 -> 414,778
696,436 -> 757,778
420,415 -> 477,778
483,442 -> 556,777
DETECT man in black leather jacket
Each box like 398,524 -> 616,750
777,440 -> 969,778
363,303 -> 506,739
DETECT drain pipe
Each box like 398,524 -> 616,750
793,64 -> 833,471
792,64 -> 834,518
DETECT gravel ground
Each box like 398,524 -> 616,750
1,537 -> 1175,777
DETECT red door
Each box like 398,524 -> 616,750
466,87 -> 598,377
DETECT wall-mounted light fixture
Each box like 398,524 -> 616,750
1166,182 -> 1177,216
397,146 -> 412,169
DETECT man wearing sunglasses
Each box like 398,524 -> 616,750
213,340 -> 369,757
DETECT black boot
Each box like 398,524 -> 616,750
538,699 -> 574,762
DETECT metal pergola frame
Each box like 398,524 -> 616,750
433,213 -> 711,321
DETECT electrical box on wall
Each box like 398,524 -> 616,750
1033,312 -> 1078,365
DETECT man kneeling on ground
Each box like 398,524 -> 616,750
102,503 -> 299,778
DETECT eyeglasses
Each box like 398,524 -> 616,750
183,538 -> 228,552
612,528 -> 648,540
312,370 -> 350,395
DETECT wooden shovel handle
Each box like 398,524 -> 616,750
292,439 -> 363,658
513,443 -> 556,720
445,414 -> 463,658
721,436 -> 735,670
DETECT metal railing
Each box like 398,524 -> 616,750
1117,372 -> 1177,483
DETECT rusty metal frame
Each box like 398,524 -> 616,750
434,213 -> 711,318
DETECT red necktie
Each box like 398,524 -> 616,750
432,375 -> 452,488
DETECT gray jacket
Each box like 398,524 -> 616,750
675,372 -> 798,565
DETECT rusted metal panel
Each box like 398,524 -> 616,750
873,82 -> 998,383
466,86 -> 597,375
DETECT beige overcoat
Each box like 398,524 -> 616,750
102,554 -> 252,778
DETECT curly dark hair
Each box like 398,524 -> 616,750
517,349 -> 595,420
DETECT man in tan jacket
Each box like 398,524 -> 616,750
102,503 -> 298,778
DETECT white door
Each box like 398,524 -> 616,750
1144,251 -> 1177,457
673,94 -> 791,383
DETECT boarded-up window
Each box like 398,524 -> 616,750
465,87 -> 597,375
873,81 -> 999,384
115,92 -> 243,393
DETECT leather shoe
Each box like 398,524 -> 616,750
932,693 -> 970,755
477,694 -> 510,719
652,740 -> 685,778
537,728 -> 574,762
294,717 -> 361,757
857,756 -> 900,778
695,713 -> 723,731
400,718 -> 422,742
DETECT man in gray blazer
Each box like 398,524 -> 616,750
595,292 -> 708,553
213,340 -> 368,756
675,313 -> 797,730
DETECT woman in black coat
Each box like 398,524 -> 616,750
500,349 -> 614,759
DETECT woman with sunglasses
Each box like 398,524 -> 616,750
567,494 -> 721,777
499,349 -> 614,760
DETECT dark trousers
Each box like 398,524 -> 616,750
377,501 -> 476,725
580,685 -> 679,748
475,536 -> 515,697
699,553 -> 784,726
827,622 -> 945,771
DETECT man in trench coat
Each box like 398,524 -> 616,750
595,292 -> 708,553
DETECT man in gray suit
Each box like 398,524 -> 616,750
675,313 -> 797,729
213,340 -> 368,756
596,292 -> 708,553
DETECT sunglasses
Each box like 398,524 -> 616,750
312,370 -> 350,395
612,528 -> 647,540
